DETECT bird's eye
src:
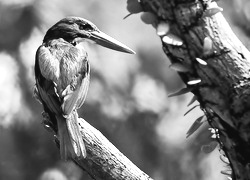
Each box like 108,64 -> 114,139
79,23 -> 93,31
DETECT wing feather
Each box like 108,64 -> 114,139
35,45 -> 61,115
35,39 -> 89,160
35,40 -> 89,116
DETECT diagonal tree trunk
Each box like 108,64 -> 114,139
72,117 -> 153,180
138,0 -> 250,179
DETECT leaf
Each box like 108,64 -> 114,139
187,79 -> 201,85
169,63 -> 191,72
187,96 -> 197,106
203,36 -> 213,55
201,141 -> 218,153
126,0 -> 143,14
140,12 -> 157,25
162,34 -> 183,46
196,57 -> 207,65
186,115 -> 205,138
184,105 -> 199,116
168,87 -> 192,97
156,21 -> 170,36
203,7 -> 223,17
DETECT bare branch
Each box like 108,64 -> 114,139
69,118 -> 153,180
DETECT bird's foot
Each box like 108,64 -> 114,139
41,111 -> 56,133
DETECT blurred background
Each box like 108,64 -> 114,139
0,0 -> 249,179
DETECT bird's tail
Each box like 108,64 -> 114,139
56,111 -> 86,160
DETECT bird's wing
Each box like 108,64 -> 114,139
35,45 -> 61,116
59,44 -> 90,116
61,71 -> 90,115
35,41 -> 89,116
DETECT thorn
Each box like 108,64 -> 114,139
187,96 -> 197,106
186,115 -> 205,138
140,12 -> 157,25
187,79 -> 201,85
220,155 -> 230,164
203,36 -> 213,55
162,34 -> 183,46
203,7 -> 223,17
156,21 -> 170,36
184,105 -> 199,116
168,87 -> 192,97
221,169 -> 232,176
196,57 -> 207,65
123,13 -> 133,19
169,63 -> 191,72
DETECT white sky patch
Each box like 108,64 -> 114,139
0,0 -> 34,6
34,0 -> 66,30
0,53 -> 20,127
38,168 -> 67,180
87,78 -> 133,121
156,94 -> 203,148
132,74 -> 168,114
0,53 -> 32,128
19,28 -> 43,86
157,113 -> 190,148
88,47 -> 140,90
86,78 -> 105,105
200,149 -> 225,180
101,94 -> 133,120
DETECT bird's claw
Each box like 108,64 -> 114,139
41,111 -> 55,133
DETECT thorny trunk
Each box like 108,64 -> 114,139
139,0 -> 250,179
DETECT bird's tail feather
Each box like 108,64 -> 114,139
56,112 -> 86,160
66,111 -> 86,158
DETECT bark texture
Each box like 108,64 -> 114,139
139,0 -> 250,179
71,118 -> 153,180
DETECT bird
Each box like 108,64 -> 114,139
34,17 -> 135,160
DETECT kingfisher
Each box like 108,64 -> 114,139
34,17 -> 135,160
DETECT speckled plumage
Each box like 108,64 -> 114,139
35,20 -> 90,160
37,38 -> 89,114
34,16 -> 134,160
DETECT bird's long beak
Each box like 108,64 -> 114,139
89,31 -> 135,54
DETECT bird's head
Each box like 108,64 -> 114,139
43,17 -> 135,54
